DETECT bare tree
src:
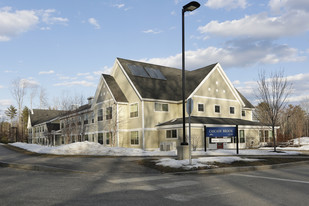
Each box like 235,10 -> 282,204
39,87 -> 49,109
300,97 -> 309,137
255,70 -> 292,152
29,85 -> 38,110
10,78 -> 28,121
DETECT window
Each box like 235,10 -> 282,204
215,105 -> 220,113
259,130 -> 264,142
242,110 -> 246,117
106,133 -> 111,145
166,130 -> 177,139
265,130 -> 269,142
98,133 -> 103,144
91,112 -> 94,123
130,131 -> 139,145
84,113 -> 88,125
198,104 -> 204,112
106,107 -> 112,120
130,103 -> 138,118
85,134 -> 89,141
230,107 -> 235,114
239,130 -> 245,143
98,109 -> 103,121
155,102 -> 168,112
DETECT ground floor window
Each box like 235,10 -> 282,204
98,133 -> 103,144
166,129 -> 177,139
259,130 -> 264,142
85,134 -> 88,141
239,130 -> 245,143
106,132 -> 111,145
131,131 -> 139,145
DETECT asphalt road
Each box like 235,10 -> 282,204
0,144 -> 309,206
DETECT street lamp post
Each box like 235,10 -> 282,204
181,1 -> 200,145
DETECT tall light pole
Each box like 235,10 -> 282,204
181,1 -> 200,145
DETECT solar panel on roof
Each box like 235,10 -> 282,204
128,64 -> 150,78
145,67 -> 166,80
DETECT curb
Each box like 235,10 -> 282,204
0,161 -> 88,174
173,160 -> 309,175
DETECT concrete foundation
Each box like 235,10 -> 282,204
177,145 -> 189,160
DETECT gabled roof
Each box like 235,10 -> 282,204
30,109 -> 64,126
117,58 -> 216,101
103,74 -> 128,103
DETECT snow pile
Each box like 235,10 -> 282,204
10,141 -> 302,156
156,157 -> 261,170
10,142 -> 176,156
278,137 -> 309,151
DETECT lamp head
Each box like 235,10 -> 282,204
183,1 -> 200,12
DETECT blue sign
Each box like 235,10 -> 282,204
206,127 -> 236,137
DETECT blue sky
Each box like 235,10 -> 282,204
1,0 -> 309,117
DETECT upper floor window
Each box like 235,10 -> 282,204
106,107 -> 112,120
130,103 -> 138,118
84,113 -> 88,125
242,110 -> 246,117
198,104 -> 204,112
230,107 -> 235,114
98,109 -> 103,121
91,112 -> 94,123
215,105 -> 220,113
155,102 -> 168,112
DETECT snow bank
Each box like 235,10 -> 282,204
10,142 -> 176,156
156,157 -> 261,170
10,142 -> 302,156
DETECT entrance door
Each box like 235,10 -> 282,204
217,137 -> 224,149
217,143 -> 224,149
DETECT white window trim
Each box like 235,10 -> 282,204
130,131 -> 140,145
165,129 -> 178,139
214,104 -> 221,114
129,102 -> 139,119
154,102 -> 169,112
197,103 -> 204,112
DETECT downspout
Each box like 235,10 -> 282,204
117,104 -> 119,147
142,101 -> 145,150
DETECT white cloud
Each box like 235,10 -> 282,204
269,0 -> 309,13
20,78 -> 40,87
232,80 -> 241,85
113,4 -> 125,9
77,72 -> 90,76
54,80 -> 96,87
39,70 -> 54,75
93,66 -> 112,75
0,99 -> 12,107
0,7 -> 68,41
141,43 -> 305,70
142,29 -> 162,34
88,18 -> 100,29
39,9 -> 68,25
205,0 -> 247,10
0,7 -> 39,41
198,11 -> 309,39
0,85 -> 4,88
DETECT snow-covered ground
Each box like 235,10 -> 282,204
10,141 -> 303,157
261,137 -> 309,151
9,138 -> 308,170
